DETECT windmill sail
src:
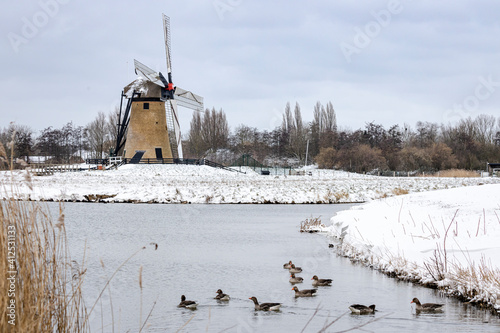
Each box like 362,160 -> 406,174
163,14 -> 172,75
174,87 -> 204,111
134,59 -> 165,87
166,88 -> 204,159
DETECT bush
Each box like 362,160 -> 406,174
430,143 -> 458,171
315,147 -> 337,169
337,144 -> 387,173
398,146 -> 431,171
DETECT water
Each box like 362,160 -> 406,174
50,203 -> 500,332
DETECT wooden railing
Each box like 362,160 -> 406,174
29,164 -> 88,175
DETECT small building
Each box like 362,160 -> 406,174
487,163 -> 500,175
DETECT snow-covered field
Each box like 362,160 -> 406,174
2,164 -> 500,313
1,164 -> 499,204
304,184 -> 500,314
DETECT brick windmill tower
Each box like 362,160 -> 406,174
114,14 -> 204,162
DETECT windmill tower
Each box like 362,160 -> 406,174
114,14 -> 204,162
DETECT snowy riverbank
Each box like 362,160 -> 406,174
316,184 -> 500,314
1,164 -> 499,204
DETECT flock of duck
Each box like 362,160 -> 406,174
178,260 -> 444,314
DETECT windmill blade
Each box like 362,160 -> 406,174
162,14 -> 172,75
174,87 -> 204,111
134,59 -> 165,87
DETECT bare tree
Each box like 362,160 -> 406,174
310,102 -> 323,157
495,117 -> 500,146
474,114 -> 496,144
36,126 -> 63,162
5,124 -> 34,163
186,111 -> 207,157
281,102 -> 295,136
107,106 -> 120,154
286,102 -> 309,161
322,101 -> 337,133
200,108 -> 229,153
86,111 -> 110,158
414,121 -> 439,148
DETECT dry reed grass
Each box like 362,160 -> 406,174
450,256 -> 500,302
1,139 -> 88,332
392,187 -> 409,196
0,187 -> 88,332
300,216 -> 325,232
421,169 -> 480,178
419,213 -> 500,310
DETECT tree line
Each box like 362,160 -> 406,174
0,110 -> 117,168
1,101 -> 499,172
183,104 -> 500,173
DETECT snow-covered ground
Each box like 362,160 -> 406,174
1,164 -> 499,204
306,184 -> 500,314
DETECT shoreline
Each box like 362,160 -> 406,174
333,248 -> 499,315
311,184 -> 500,316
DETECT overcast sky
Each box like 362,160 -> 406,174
1,0 -> 499,136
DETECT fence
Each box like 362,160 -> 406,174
230,154 -> 293,176
29,164 -> 86,176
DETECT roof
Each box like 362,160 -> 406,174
488,163 -> 500,169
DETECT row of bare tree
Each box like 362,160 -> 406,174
0,110 -> 117,166
1,100 -> 499,172
315,115 -> 500,172
184,104 -> 500,172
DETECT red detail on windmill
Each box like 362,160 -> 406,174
167,83 -> 174,91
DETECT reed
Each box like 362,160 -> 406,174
300,216 -> 325,232
0,187 -> 88,332
0,139 -> 87,332
449,256 -> 500,303
392,187 -> 409,196
423,169 -> 480,178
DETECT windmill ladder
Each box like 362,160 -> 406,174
165,102 -> 179,158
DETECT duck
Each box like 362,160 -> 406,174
283,260 -> 293,269
292,286 -> 317,297
289,264 -> 303,273
289,273 -> 304,284
248,297 -> 281,311
411,298 -> 444,312
349,304 -> 376,314
178,295 -> 197,309
311,275 -> 333,286
215,289 -> 230,301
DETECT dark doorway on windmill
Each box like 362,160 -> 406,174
143,103 -> 149,109
155,148 -> 163,159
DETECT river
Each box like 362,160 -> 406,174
50,203 -> 500,332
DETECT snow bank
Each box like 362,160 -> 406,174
324,184 -> 500,313
1,164 -> 499,204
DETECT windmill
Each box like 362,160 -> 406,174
114,14 -> 203,162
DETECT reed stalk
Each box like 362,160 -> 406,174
1,181 -> 88,331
